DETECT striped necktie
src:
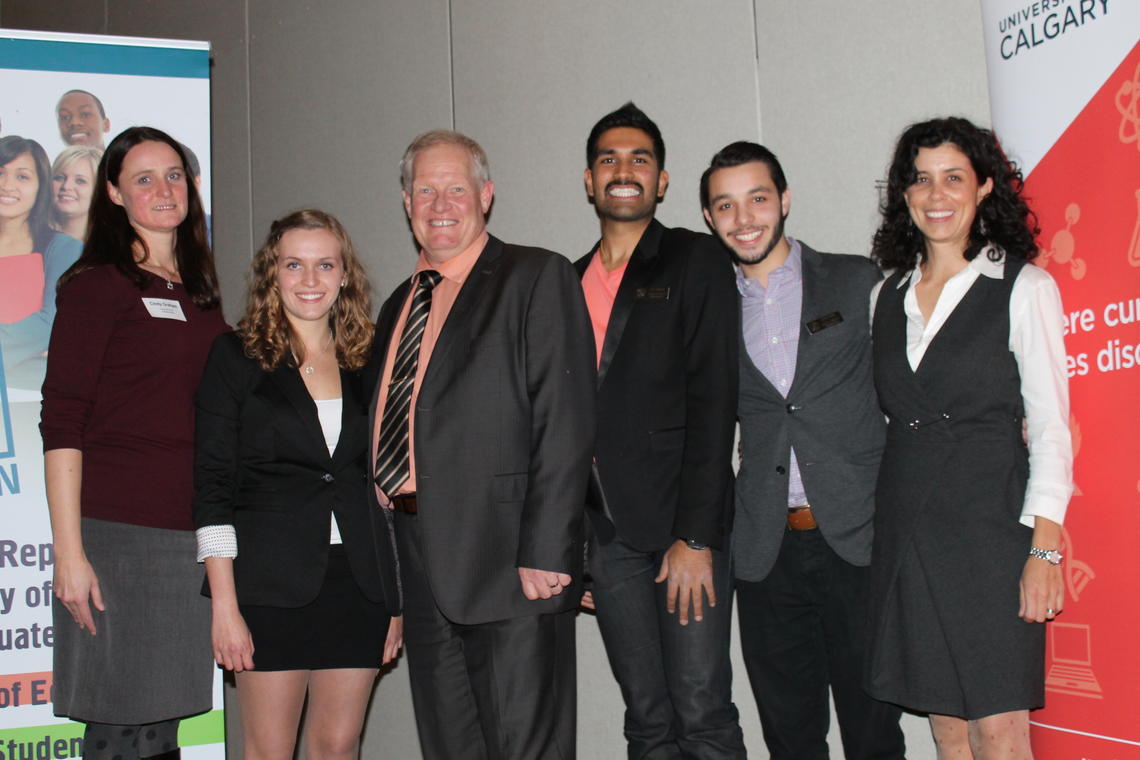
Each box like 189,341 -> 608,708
375,269 -> 442,497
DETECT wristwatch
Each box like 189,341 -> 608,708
683,538 -> 709,551
1028,547 -> 1063,565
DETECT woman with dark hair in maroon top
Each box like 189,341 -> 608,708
40,126 -> 228,760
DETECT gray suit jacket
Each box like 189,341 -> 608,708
733,242 -> 884,581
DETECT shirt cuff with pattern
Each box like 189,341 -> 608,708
196,525 -> 237,562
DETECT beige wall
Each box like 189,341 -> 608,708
0,2 -> 991,757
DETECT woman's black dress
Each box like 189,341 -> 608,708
865,258 -> 1044,719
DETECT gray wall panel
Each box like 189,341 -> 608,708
246,0 -> 452,304
754,2 -> 991,257
450,0 -> 761,259
0,1 -> 107,33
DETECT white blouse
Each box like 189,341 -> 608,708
314,397 -> 344,545
870,254 -> 1073,529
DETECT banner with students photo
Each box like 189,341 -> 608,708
0,29 -> 223,760
981,2 -> 1140,757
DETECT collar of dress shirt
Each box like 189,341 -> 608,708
734,236 -> 803,296
414,230 -> 488,285
895,244 -> 1006,290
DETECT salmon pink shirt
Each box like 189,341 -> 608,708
581,249 -> 628,367
373,232 -> 487,503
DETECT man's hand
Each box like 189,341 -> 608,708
655,539 -> 715,625
519,567 -> 572,600
579,590 -> 596,611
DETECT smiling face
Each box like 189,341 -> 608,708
703,160 -> 790,267
0,152 -> 38,223
905,142 -> 993,254
584,127 -> 667,223
108,140 -> 189,236
276,227 -> 345,327
52,157 -> 96,220
57,92 -> 109,148
402,142 -> 494,265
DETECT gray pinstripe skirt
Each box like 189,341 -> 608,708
52,518 -> 213,724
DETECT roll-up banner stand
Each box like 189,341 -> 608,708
981,3 -> 1139,757
0,29 -> 223,760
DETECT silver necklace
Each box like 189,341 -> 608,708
302,334 -> 334,375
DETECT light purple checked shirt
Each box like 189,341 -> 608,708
737,237 -> 807,508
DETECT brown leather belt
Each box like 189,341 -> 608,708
391,493 -> 418,514
786,505 -> 817,531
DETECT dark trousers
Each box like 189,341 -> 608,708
396,510 -> 575,760
589,535 -> 745,760
736,528 -> 905,760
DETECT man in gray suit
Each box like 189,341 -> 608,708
700,142 -> 905,760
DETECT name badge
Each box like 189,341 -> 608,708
636,286 -> 670,300
806,311 -> 843,334
142,297 -> 187,321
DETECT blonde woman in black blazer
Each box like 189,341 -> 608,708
194,210 -> 400,760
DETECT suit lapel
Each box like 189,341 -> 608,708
268,365 -> 330,463
595,220 -> 663,388
786,243 -> 828,397
419,235 -> 503,393
331,368 -> 365,466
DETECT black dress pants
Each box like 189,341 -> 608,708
589,535 -> 745,759
396,510 -> 575,760
736,528 -> 905,760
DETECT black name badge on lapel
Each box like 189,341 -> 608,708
806,311 -> 843,334
635,286 -> 670,300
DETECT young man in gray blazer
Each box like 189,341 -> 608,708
701,142 -> 905,760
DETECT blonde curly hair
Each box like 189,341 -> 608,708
238,209 -> 373,371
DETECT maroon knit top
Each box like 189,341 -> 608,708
40,265 -> 230,530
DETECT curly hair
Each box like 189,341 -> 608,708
238,209 -> 374,372
871,116 -> 1039,271
59,126 -> 220,308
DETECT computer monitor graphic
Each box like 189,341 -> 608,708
1045,622 -> 1102,698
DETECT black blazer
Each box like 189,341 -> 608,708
574,220 -> 739,552
369,236 -> 596,625
193,331 -> 399,611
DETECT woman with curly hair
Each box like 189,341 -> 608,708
865,117 -> 1072,758
194,209 -> 401,760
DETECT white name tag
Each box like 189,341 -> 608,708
142,297 -> 187,321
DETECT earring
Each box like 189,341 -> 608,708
340,280 -> 347,288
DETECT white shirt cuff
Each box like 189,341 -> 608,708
196,524 -> 237,562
